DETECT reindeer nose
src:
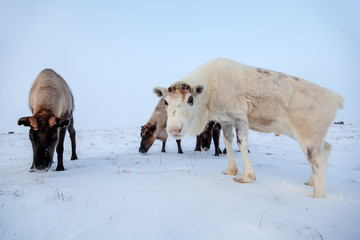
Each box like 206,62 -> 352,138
169,128 -> 181,135
202,147 -> 209,152
168,124 -> 183,138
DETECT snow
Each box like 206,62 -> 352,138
0,124 -> 359,240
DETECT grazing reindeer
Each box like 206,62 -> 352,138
154,58 -> 343,198
195,124 -> 248,155
139,99 -> 183,154
195,121 -> 223,156
140,101 -> 223,155
18,69 -> 78,171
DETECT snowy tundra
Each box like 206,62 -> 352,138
154,58 -> 344,198
18,69 -> 78,171
0,124 -> 359,240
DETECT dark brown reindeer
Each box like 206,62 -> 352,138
139,99 -> 183,154
194,123 -> 246,155
18,69 -> 78,171
195,121 -> 223,156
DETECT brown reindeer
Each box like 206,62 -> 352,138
195,123 -> 248,155
18,69 -> 78,171
139,99 -> 183,154
195,121 -> 223,156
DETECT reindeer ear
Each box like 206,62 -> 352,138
18,116 -> 38,130
194,85 -> 204,95
57,118 -> 70,128
153,87 -> 167,98
18,116 -> 33,128
49,116 -> 57,128
18,117 -> 31,126
49,116 -> 69,128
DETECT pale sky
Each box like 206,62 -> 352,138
1,0 -> 359,133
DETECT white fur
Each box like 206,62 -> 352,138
154,58 -> 344,198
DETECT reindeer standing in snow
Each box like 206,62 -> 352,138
18,69 -> 78,171
154,58 -> 343,198
139,99 -> 183,154
139,99 -> 223,155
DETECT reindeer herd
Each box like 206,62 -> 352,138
139,98 -> 224,155
18,58 -> 343,198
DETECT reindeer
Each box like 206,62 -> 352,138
140,100 -> 223,155
195,123 -> 249,155
195,121 -> 223,156
153,58 -> 343,198
18,69 -> 78,171
139,99 -> 183,154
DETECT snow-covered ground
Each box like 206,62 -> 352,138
0,124 -> 359,240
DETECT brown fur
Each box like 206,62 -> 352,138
48,116 -> 57,128
29,117 -> 38,130
18,69 -> 78,171
195,121 -> 223,156
139,99 -> 183,154
168,82 -> 192,101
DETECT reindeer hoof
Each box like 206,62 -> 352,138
56,166 -> 65,171
304,175 -> 314,186
223,168 -> 238,176
233,173 -> 256,183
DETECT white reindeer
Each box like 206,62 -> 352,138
154,58 -> 343,198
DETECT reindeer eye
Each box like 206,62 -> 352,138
187,96 -> 194,105
164,100 -> 168,106
52,133 -> 58,140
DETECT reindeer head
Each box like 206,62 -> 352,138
199,121 -> 216,151
139,122 -> 157,153
153,82 -> 205,139
18,114 -> 69,171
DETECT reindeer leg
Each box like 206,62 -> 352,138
161,140 -> 166,153
222,123 -> 238,175
68,117 -> 78,160
176,139 -> 183,154
233,119 -> 256,183
294,129 -> 329,198
304,145 -> 327,198
56,127 -> 67,171
213,123 -> 221,156
305,142 -> 332,187
195,136 -> 201,151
